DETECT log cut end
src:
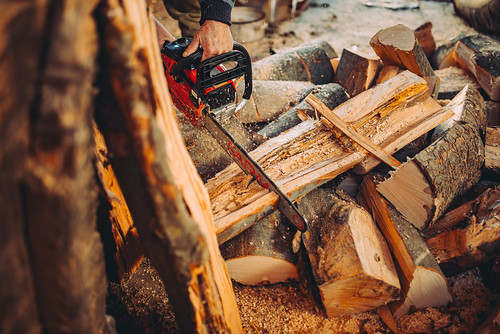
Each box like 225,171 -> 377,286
389,267 -> 452,317
225,256 -> 298,285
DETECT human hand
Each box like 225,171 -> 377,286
182,20 -> 233,61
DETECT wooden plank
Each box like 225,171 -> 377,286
208,71 -> 447,243
95,1 -> 242,332
306,94 -> 402,169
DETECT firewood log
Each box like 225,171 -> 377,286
485,126 -> 500,175
0,1 -> 45,331
334,48 -> 381,97
370,24 -> 440,98
95,2 -> 241,332
235,80 -> 315,123
254,83 -> 348,144
455,34 -> 500,101
358,178 -> 452,317
208,71 -> 451,244
435,66 -> 482,100
94,124 -> 143,282
486,101 -> 500,126
414,22 -> 436,59
300,188 -> 400,317
425,186 -> 500,275
252,40 -> 336,84
375,65 -> 403,85
431,33 -> 465,70
220,211 -> 298,285
377,85 -> 486,230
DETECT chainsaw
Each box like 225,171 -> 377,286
161,37 -> 307,231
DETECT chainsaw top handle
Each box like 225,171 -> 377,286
168,39 -> 252,103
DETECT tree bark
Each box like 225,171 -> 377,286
95,0 -> 241,332
300,188 -> 400,317
485,126 -> 500,175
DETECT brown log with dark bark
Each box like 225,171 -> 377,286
425,186 -> 500,275
370,24 -> 440,98
235,80 -> 314,123
220,211 -> 299,285
455,34 -> 500,101
0,1 -> 45,332
94,125 -> 144,282
95,1 -> 241,332
252,40 -> 336,84
414,22 -> 436,59
358,178 -> 452,317
485,126 -> 500,175
299,188 -> 400,317
20,0 -> 112,333
334,48 -> 381,97
377,85 -> 486,230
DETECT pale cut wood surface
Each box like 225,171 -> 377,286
207,71 -> 449,244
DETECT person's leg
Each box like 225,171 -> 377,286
162,0 -> 201,37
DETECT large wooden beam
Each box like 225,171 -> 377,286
208,71 -> 450,244
377,85 -> 486,230
0,1 -> 45,332
22,0 -> 111,332
95,0 -> 241,332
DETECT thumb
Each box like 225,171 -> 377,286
182,37 -> 200,58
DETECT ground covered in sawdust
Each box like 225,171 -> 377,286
108,258 -> 498,333
109,1 -> 499,333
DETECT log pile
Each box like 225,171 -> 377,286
2,1 -> 499,331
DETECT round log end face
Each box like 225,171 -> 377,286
225,256 -> 298,285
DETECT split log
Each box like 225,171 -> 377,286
485,126 -> 500,175
377,85 -> 486,230
220,211 -> 298,285
358,178 -> 452,317
208,71 -> 451,244
486,101 -> 500,126
94,125 -> 143,282
252,40 -> 336,84
254,83 -> 349,144
20,0 -> 112,332
431,33 -> 465,70
235,80 -> 314,123
0,1 -> 45,332
435,66 -> 482,100
334,48 -> 381,97
370,24 -> 440,98
414,22 -> 436,59
425,186 -> 500,275
95,1 -> 241,332
375,65 -> 403,85
455,34 -> 500,101
300,188 -> 400,317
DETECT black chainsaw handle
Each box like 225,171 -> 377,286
231,42 -> 252,101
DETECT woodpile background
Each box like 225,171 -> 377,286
1,0 -> 499,333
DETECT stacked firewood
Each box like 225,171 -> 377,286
98,16 -> 500,331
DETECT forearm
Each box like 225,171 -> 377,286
198,0 -> 235,25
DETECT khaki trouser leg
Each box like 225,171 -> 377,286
162,0 -> 201,37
